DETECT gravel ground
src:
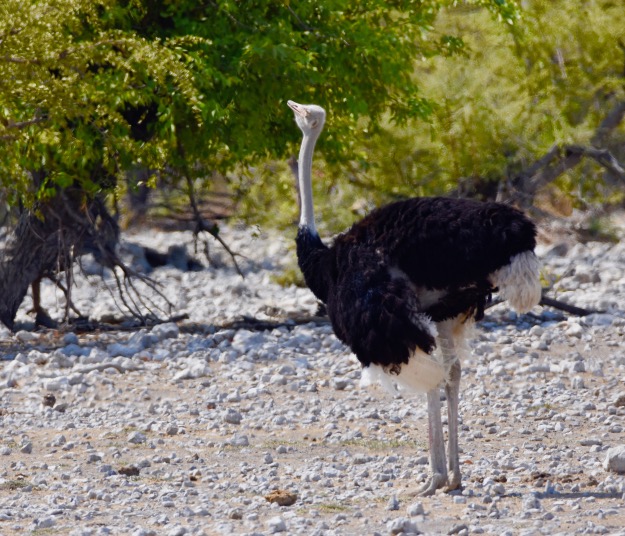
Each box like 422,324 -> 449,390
1,217 -> 625,536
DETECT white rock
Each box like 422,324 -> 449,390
107,342 -> 143,358
572,377 -> 585,389
332,378 -> 349,390
223,409 -> 242,425
34,516 -> 56,529
583,313 -> 615,326
165,424 -> 179,436
407,502 -> 425,516
0,324 -> 11,340
387,517 -> 418,535
151,322 -> 180,341
231,330 -> 266,353
604,445 -> 625,473
44,378 -> 69,392
387,495 -> 400,511
128,431 -> 147,444
89,301 -> 123,323
61,344 -> 90,357
15,330 -> 38,342
267,516 -> 286,533
172,359 -> 210,381
229,434 -> 249,447
565,323 -> 583,338
1,360 -> 33,381
63,332 -> 79,345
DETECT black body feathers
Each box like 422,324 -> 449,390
296,197 -> 537,370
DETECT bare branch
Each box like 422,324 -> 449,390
571,145 -> 625,177
183,173 -> 245,277
0,26 -> 24,46
509,144 -> 625,207
2,116 -> 46,130
285,6 -> 316,32
507,98 -> 625,207
539,295 -> 599,317
0,55 -> 40,64
0,117 -> 46,142
75,362 -> 145,374
591,100 -> 625,146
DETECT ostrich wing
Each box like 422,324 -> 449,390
326,246 -> 436,371
342,197 -> 537,290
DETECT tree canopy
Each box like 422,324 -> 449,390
352,0 -> 625,212
0,0 -> 520,212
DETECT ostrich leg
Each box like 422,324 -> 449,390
437,319 -> 463,491
417,387 -> 448,496
445,360 -> 462,490
414,318 -> 463,495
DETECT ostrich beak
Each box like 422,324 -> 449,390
287,100 -> 309,118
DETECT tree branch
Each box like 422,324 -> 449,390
539,295 -> 599,317
510,144 -> 625,207
591,100 -> 625,146
183,169 -> 244,277
0,55 -> 40,64
2,116 -> 46,130
508,99 -> 625,207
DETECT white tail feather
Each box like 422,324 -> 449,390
360,349 -> 445,395
490,251 -> 542,312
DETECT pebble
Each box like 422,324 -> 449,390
387,495 -> 400,511
15,330 -> 39,342
223,408 -> 242,424
407,502 -> 425,516
267,516 -> 287,533
1,222 -> 625,535
128,431 -> 147,444
604,445 -> 625,474
387,517 -> 419,535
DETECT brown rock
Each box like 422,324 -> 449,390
265,489 -> 297,507
118,466 -> 140,477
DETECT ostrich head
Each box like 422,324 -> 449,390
287,100 -> 326,137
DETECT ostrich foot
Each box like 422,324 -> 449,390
35,309 -> 58,329
401,472 -> 448,498
444,473 -> 462,493
27,306 -> 58,329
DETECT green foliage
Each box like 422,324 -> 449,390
0,0 -> 519,214
0,0 -> 207,208
271,262 -> 306,288
324,0 -> 625,220
14,0 -> 622,233
582,216 -> 620,243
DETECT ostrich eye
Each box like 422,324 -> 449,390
311,120 -> 318,128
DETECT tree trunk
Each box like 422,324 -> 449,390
0,191 -> 118,330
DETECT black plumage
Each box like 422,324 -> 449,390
296,197 -> 536,371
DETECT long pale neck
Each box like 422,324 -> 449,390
298,131 -> 319,235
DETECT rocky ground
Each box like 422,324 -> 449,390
1,216 -> 625,536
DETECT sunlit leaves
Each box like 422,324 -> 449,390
0,0 -> 524,214
352,0 -> 625,212
0,0 -> 207,206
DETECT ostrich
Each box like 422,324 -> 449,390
287,100 -> 542,495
